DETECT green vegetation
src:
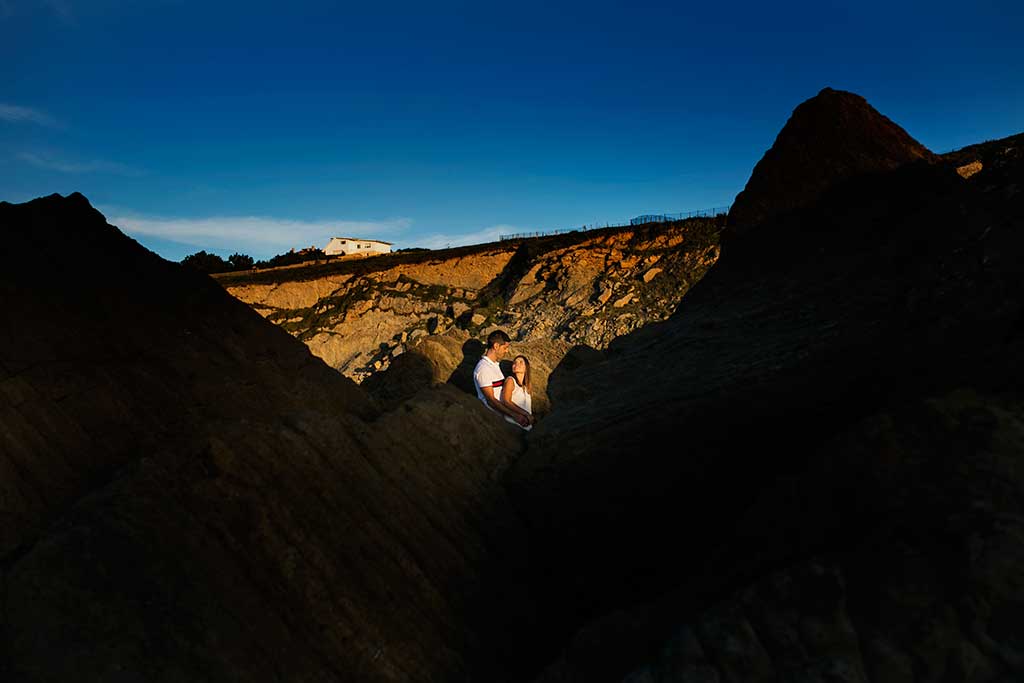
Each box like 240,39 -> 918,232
255,248 -> 326,269
184,248 -> 328,275
181,251 -> 255,274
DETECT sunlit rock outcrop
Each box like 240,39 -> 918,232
217,218 -> 721,383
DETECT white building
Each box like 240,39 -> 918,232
324,237 -> 393,257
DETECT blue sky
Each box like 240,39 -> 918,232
3,0 -> 1022,261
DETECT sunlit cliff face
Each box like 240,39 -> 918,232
218,217 -> 723,383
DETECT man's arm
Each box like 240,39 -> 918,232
481,384 -> 530,426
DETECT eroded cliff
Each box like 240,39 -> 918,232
217,218 -> 721,383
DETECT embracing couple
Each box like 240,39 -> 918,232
472,330 -> 535,430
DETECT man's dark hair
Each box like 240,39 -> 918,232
486,329 -> 511,349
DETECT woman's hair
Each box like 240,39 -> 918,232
513,355 -> 532,393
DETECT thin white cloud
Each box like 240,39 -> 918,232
104,210 -> 414,255
0,104 -> 60,127
412,224 -> 521,250
18,152 -> 142,176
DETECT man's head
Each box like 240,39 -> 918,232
486,329 -> 511,357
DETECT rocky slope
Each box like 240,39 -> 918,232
616,389 -> 1024,683
217,217 -> 722,383
0,194 -> 546,681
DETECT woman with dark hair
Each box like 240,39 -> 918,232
502,355 -> 534,430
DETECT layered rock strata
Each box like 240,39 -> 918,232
218,219 -> 721,383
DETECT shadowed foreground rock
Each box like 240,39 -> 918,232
0,194 -> 541,681
629,389 -> 1024,683
543,391 -> 1024,682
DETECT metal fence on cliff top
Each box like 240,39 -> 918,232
498,206 -> 730,241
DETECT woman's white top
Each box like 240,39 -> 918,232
504,380 -> 532,430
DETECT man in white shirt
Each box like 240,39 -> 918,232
473,330 -> 531,427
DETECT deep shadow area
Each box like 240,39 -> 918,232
448,338 -> 485,394
542,344 -> 606,407
360,348 -> 436,408
508,147 -> 1024,679
0,194 -> 547,682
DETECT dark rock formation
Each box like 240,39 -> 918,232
616,390 -> 1024,683
540,389 -> 1024,682
729,87 -> 935,230
0,194 -> 543,681
940,131 -> 1024,168
514,129 -> 1024,679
